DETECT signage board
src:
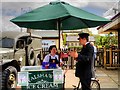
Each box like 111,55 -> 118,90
18,69 -> 64,90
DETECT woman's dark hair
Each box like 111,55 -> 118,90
49,45 -> 57,53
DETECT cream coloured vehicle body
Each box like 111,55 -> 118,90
0,31 -> 43,67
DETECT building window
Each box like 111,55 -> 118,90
71,43 -> 73,46
75,43 -> 77,46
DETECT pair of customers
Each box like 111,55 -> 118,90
42,33 -> 94,90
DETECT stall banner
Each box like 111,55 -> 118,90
18,69 -> 64,89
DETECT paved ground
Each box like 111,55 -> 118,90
64,67 -> 119,89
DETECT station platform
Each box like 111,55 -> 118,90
65,67 -> 119,89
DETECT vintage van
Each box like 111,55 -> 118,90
0,31 -> 43,88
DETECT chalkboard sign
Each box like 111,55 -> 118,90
18,69 -> 64,90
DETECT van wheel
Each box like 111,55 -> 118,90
2,66 -> 17,89
28,48 -> 35,66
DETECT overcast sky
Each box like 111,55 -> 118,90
2,0 -> 119,16
1,0 -> 119,33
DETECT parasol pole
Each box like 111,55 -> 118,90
57,19 -> 61,50
57,19 -> 61,66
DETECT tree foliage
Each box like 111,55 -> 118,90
95,34 -> 118,48
63,33 -> 67,45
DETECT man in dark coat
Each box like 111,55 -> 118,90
69,33 -> 94,90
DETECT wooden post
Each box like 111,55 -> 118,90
109,47 -> 112,67
118,30 -> 120,51
118,30 -> 120,65
104,47 -> 106,67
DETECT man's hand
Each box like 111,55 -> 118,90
68,50 -> 78,58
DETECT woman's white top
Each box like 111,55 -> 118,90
43,54 -> 62,62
